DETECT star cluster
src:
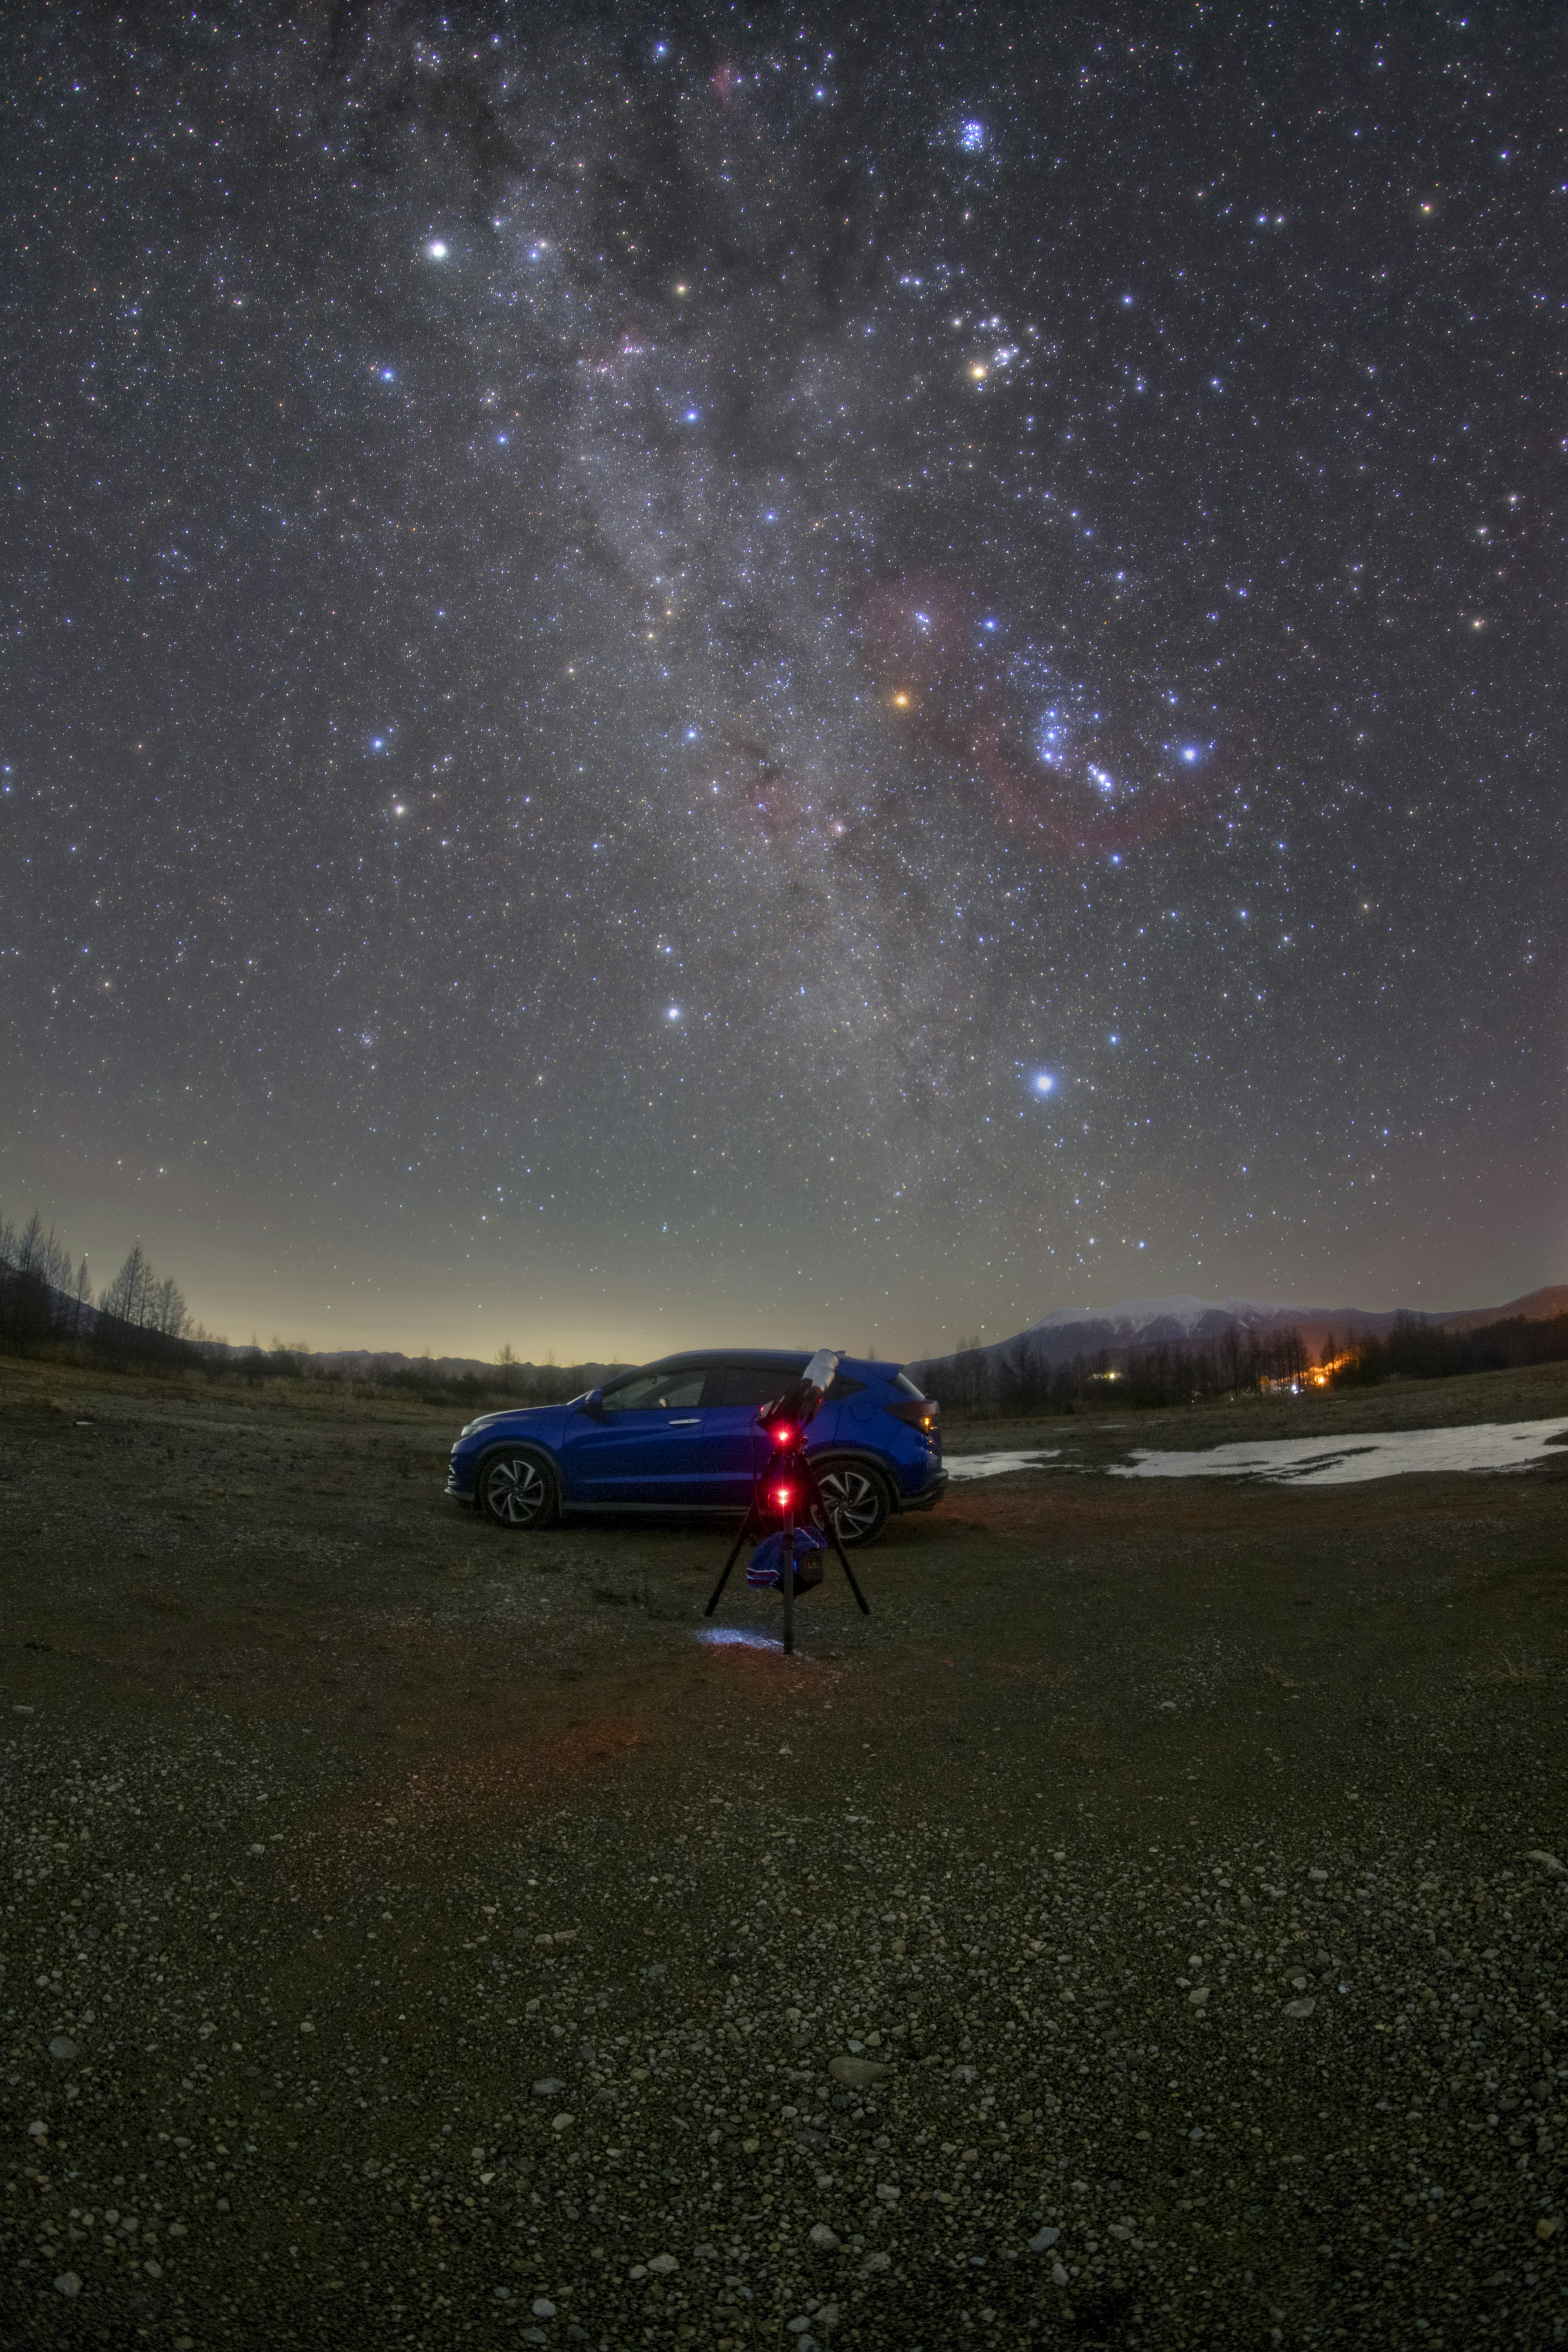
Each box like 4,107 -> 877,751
1,8 -> 1559,1354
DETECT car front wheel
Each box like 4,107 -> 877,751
815,1461 -> 891,1547
477,1448 -> 560,1531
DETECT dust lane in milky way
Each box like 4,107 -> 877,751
1,11 -> 1558,1357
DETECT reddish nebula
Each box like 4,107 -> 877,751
859,573 -> 1216,858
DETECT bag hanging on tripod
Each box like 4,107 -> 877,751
746,1525 -> 826,1595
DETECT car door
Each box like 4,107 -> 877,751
699,1359 -> 809,1507
558,1363 -> 715,1505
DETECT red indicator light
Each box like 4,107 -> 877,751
772,1423 -> 798,1449
770,1485 -> 796,1512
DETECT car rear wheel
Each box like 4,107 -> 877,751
478,1448 -> 560,1531
815,1460 -> 891,1547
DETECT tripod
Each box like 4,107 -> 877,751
704,1433 -> 872,1656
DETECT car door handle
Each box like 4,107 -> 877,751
668,1416 -> 701,1425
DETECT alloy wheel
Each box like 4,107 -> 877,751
482,1452 -> 552,1529
816,1464 -> 887,1546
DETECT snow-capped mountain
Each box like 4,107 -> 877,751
912,1291 -> 1463,1378
1027,1293 -> 1310,1340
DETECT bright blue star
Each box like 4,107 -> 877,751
1032,1072 -> 1055,1095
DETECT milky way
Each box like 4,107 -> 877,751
2,9 -> 1560,1355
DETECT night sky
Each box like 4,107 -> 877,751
2,7 -> 1561,1363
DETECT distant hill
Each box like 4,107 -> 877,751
909,1285 -> 1562,1381
284,1349 -> 630,1386
1441,1286 -> 1568,1335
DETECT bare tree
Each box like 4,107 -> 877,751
153,1276 -> 189,1340
101,1242 -> 154,1328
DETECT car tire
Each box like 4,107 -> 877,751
477,1447 -> 560,1532
814,1458 -> 892,1548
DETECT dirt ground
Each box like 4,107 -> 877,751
1,1356 -> 1566,2352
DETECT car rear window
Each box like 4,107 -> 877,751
894,1371 -> 927,1399
825,1373 -> 865,1400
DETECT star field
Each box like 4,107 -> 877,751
1,7 -> 1560,1357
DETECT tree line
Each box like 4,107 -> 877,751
0,1202 -> 613,1403
0,1208 -> 195,1360
911,1307 -> 1568,1418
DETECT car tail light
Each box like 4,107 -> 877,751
886,1399 -> 940,1433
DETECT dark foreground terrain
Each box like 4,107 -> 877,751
2,1358 -> 1566,2352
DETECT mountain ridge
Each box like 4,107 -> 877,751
912,1284 -> 1564,1374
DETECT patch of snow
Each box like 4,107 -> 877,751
945,1449 -> 1061,1481
1106,1418 -> 1568,1487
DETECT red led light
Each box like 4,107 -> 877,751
772,1423 -> 798,1449
770,1484 -> 796,1512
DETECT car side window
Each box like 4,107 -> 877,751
713,1363 -> 806,1409
601,1366 -> 708,1411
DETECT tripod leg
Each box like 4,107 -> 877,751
781,1507 -> 795,1655
704,1511 -> 757,1618
804,1464 -> 872,1614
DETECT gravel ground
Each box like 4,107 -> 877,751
2,1357 -> 1566,2350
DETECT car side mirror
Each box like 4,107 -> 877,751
577,1388 -> 606,1419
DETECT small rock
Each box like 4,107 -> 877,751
1537,2217 -> 1561,2241
48,2036 -> 80,2061
1188,1987 -> 1210,2007
808,2223 -> 841,2251
1525,1850 -> 1566,1877
647,2252 -> 678,2274
1309,1867 -> 1329,1881
27,2121 -> 48,2140
875,2182 -> 900,2203
1029,2225 -> 1062,2251
552,2113 -> 575,2133
1283,1996 -> 1317,2018
532,2298 -> 557,2318
829,2055 -> 891,2090
1052,2261 -> 1069,2285
532,2078 -> 566,2096
54,2273 -> 82,2298
860,2252 -> 891,2274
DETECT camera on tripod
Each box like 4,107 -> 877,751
704,1349 -> 871,1653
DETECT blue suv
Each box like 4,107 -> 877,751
445,1351 -> 945,1546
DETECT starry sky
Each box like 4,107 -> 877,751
2,6 -> 1561,1363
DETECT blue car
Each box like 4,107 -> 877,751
445,1350 -> 946,1546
